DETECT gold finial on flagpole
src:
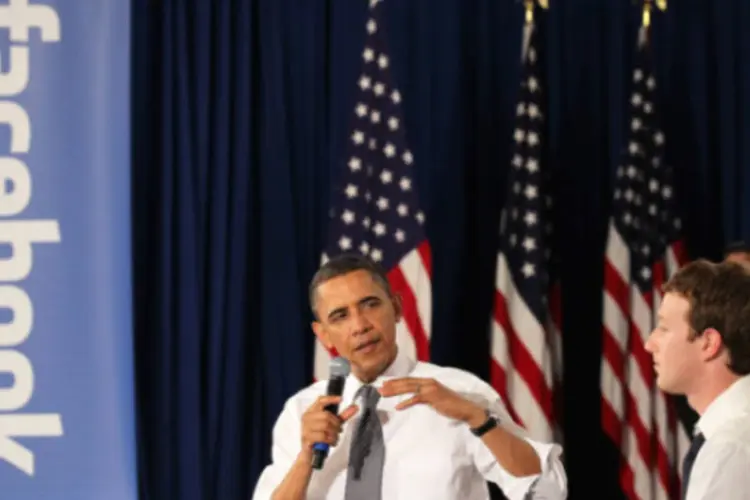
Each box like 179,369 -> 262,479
523,0 -> 548,25
524,0 -> 534,24
642,0 -> 667,28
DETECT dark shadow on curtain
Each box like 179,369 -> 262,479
131,1 -> 750,499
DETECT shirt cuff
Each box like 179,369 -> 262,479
474,436 -> 567,500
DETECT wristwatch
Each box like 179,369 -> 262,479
469,410 -> 499,437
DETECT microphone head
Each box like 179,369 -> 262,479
329,357 -> 351,379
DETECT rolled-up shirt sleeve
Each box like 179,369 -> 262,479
252,400 -> 303,500
467,380 -> 568,500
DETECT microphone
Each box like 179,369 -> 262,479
311,356 -> 351,470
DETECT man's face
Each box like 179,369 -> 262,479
312,270 -> 400,382
645,293 -> 703,395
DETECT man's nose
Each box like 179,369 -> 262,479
350,311 -> 372,334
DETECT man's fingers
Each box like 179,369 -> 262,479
379,377 -> 430,396
310,395 -> 342,411
395,395 -> 422,410
339,404 -> 359,422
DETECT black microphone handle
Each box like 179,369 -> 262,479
311,375 -> 346,470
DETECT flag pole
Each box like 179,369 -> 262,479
522,0 -> 548,25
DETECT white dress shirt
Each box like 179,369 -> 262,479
686,375 -> 750,500
252,350 -> 567,500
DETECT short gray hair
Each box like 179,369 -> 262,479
309,253 -> 392,316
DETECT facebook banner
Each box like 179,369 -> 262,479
0,1 -> 136,499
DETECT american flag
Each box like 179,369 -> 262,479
599,25 -> 691,500
313,0 -> 432,381
490,18 -> 562,443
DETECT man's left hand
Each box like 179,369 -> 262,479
378,377 -> 486,427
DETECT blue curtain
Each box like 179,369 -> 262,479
130,0 -> 750,499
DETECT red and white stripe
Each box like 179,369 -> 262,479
490,253 -> 559,442
600,223 -> 691,500
313,242 -> 432,381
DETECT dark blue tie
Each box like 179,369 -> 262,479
682,432 -> 705,499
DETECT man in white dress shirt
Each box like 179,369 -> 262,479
645,258 -> 750,500
252,253 -> 567,500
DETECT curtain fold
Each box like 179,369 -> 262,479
131,1 -> 750,499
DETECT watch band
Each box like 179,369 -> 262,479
470,410 -> 498,437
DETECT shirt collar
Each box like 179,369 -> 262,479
341,347 -> 415,407
696,374 -> 750,439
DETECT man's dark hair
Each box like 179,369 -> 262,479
663,259 -> 750,375
724,240 -> 750,257
308,253 -> 392,317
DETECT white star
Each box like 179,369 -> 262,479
365,190 -> 372,202
373,82 -> 385,96
510,234 -> 517,247
642,244 -> 650,256
360,241 -> 370,254
363,47 -> 375,62
355,103 -> 368,117
370,110 -> 381,123
391,90 -> 401,104
526,158 -> 539,173
662,186 -> 672,199
359,75 -> 371,90
348,157 -> 362,171
628,141 -> 639,155
383,142 -> 396,158
634,69 -> 643,82
517,103 -> 526,116
395,229 -> 405,243
526,132 -> 539,146
376,196 -> 389,211
380,169 -> 393,184
643,102 -> 653,114
524,211 -> 538,226
641,266 -> 651,280
522,262 -> 535,277
338,236 -> 352,250
631,118 -> 641,130
368,138 -> 377,150
373,222 -> 386,236
341,210 -> 355,225
646,77 -> 656,90
632,93 -> 642,106
512,154 -> 523,168
378,54 -> 389,69
513,182 -> 521,194
388,117 -> 399,130
367,19 -> 377,34
400,177 -> 412,191
654,131 -> 665,145
371,248 -> 383,262
522,237 -> 536,252
527,77 -> 539,92
363,216 -> 371,229
514,129 -> 525,143
352,130 -> 365,145
627,165 -> 637,178
397,203 -> 409,216
402,150 -> 413,165
528,104 -> 540,119
649,179 -> 659,192
345,184 -> 358,199
415,211 -> 425,224
524,185 -> 538,200
649,204 -> 657,215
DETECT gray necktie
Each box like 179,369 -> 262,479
344,385 -> 384,500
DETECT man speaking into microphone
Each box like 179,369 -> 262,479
252,254 -> 567,500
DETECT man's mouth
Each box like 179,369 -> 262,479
356,338 -> 380,352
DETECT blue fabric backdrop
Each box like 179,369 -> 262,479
130,0 -> 750,499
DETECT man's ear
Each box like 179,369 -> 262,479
312,320 -> 332,349
700,327 -> 725,361
391,293 -> 403,322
